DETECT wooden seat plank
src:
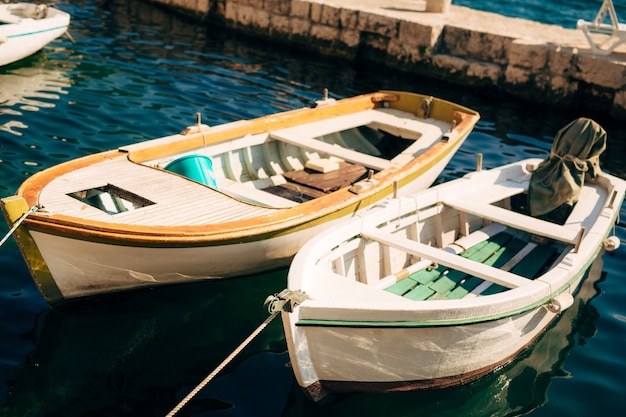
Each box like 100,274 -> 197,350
443,197 -> 580,244
404,284 -> 436,301
385,267 -> 442,296
270,131 -> 392,171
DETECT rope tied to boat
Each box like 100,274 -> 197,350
0,205 -> 38,248
165,312 -> 279,417
165,289 -> 309,417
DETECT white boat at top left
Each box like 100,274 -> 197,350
0,2 -> 71,67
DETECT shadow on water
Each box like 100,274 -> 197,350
0,252 -> 608,417
1,269 -> 290,416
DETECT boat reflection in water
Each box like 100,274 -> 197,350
1,251 -> 607,416
0,55 -> 72,136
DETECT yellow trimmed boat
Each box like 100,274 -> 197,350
1,90 -> 479,305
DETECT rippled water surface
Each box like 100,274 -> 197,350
1,1 -> 625,416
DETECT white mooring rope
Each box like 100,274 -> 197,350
165,311 -> 280,417
0,206 -> 37,248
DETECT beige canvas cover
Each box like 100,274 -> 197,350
528,118 -> 606,217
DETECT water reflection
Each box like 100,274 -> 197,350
0,55 -> 73,136
1,252 -> 607,417
1,270 -> 289,416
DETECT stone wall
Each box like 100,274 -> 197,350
148,0 -> 626,118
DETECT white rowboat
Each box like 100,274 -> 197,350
0,2 -> 70,67
270,128 -> 625,400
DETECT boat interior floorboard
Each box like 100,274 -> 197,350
384,229 -> 562,301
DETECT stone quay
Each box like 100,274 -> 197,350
147,0 -> 626,119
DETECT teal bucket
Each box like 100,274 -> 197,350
164,154 -> 218,189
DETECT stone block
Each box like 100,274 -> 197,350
233,4 -> 255,25
234,0 -> 258,6
467,61 -> 501,83
549,75 -> 577,96
387,38 -> 424,63
290,0 -> 310,19
444,27 -> 511,64
264,0 -> 290,14
508,41 -> 548,69
270,14 -> 291,34
575,56 -> 626,90
223,2 -> 237,22
290,17 -> 311,36
547,48 -> 574,76
310,23 -> 340,42
164,0 -> 210,14
255,8 -> 270,28
339,29 -> 360,49
397,20 -> 442,48
339,8 -> 358,30
431,54 -> 469,75
236,5 -> 269,28
504,66 -> 531,85
318,4 -> 340,26
310,3 -> 322,22
357,12 -> 398,38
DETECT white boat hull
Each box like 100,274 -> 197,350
27,157 -> 447,300
0,4 -> 70,66
285,304 -> 559,396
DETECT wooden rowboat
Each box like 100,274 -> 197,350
268,122 -> 625,401
1,90 -> 479,305
0,2 -> 70,67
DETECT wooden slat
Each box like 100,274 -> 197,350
363,229 -> 540,290
415,234 -> 514,300
270,130 -> 392,171
510,246 -> 557,278
443,197 -> 580,244
39,157 -> 279,225
445,237 -> 527,299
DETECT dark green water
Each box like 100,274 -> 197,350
1,1 -> 625,416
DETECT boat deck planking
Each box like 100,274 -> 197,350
35,107 -> 454,227
38,157 -> 277,225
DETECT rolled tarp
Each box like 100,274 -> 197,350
528,117 -> 606,217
